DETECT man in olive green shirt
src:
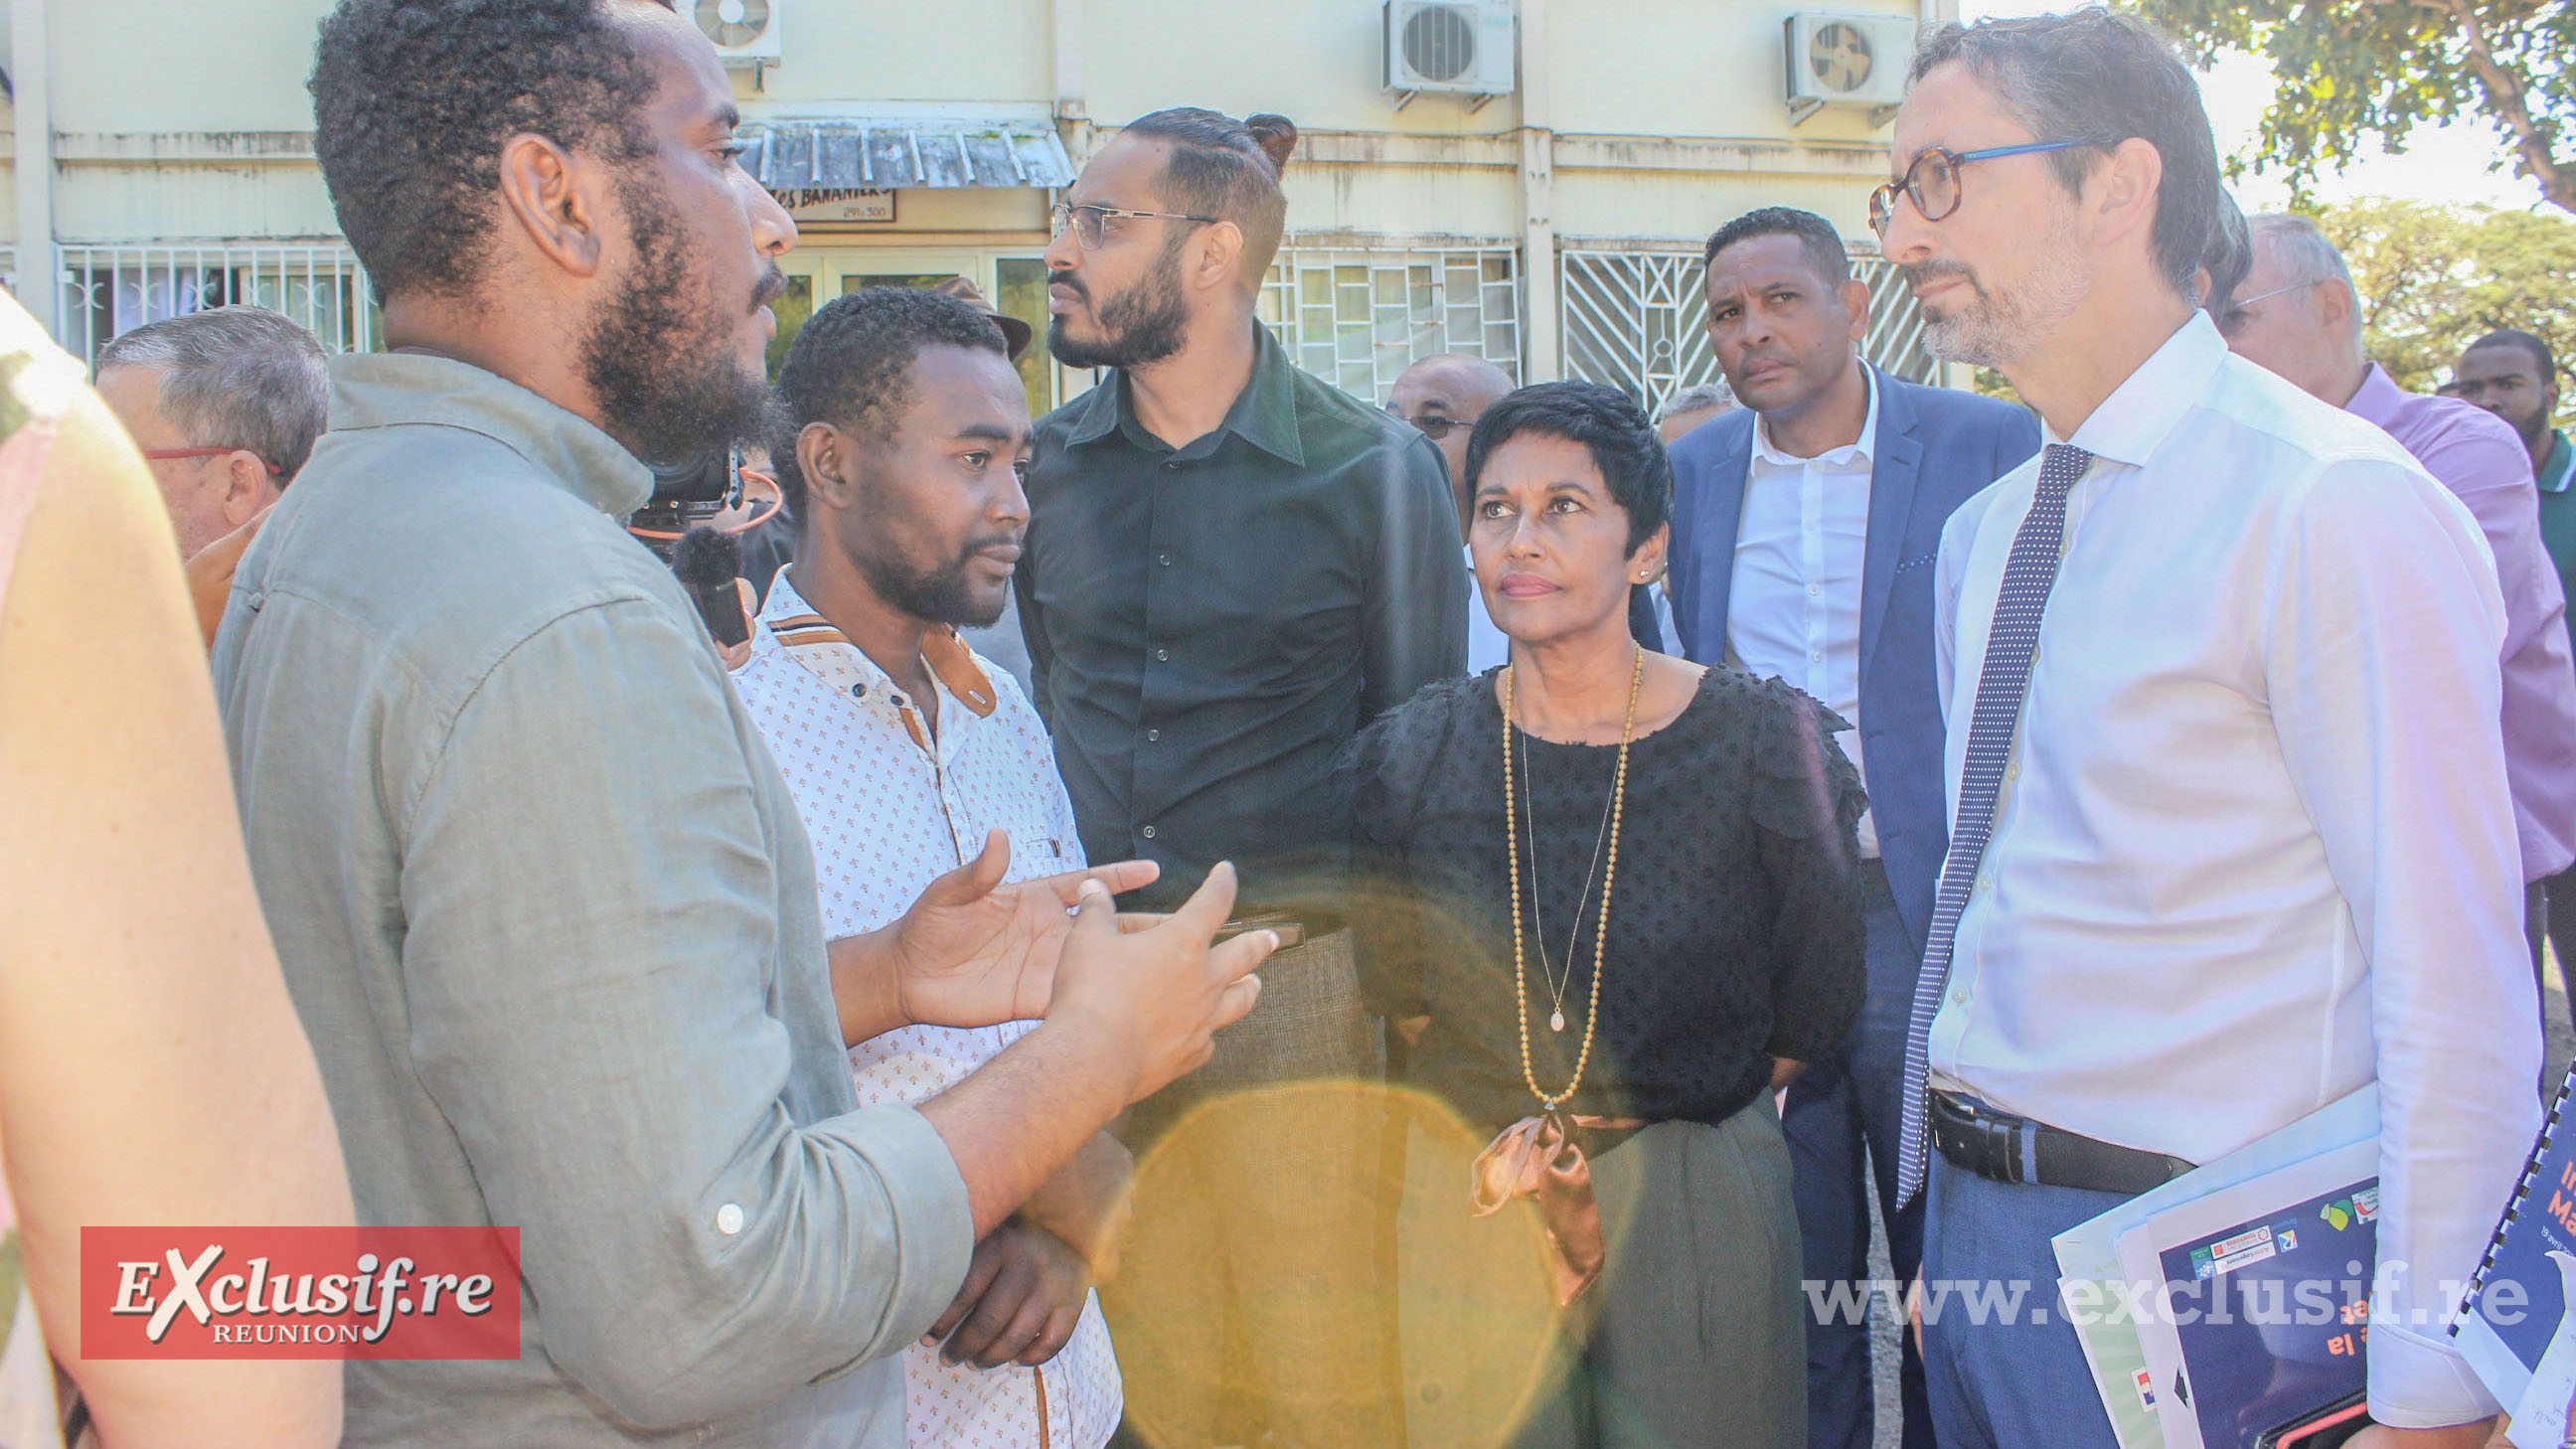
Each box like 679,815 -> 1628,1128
212,4 -> 1266,1444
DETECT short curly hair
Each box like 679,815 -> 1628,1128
309,0 -> 676,304
771,287 -> 1011,519
1464,382 -> 1674,557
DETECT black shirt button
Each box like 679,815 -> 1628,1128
1154,648 -> 1171,662
1147,729 -> 1161,742
1141,825 -> 1158,840
1158,553 -> 1173,566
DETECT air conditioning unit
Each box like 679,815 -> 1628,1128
1783,13 -> 1914,112
694,0 -> 781,69
1383,0 -> 1517,97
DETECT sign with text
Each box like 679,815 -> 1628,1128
789,188 -> 896,224
80,1226 -> 520,1360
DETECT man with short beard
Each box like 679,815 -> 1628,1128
217,4 -> 1269,1445
1877,12 -> 2534,1449
1016,107 -> 1462,1445
733,286 -> 1127,1449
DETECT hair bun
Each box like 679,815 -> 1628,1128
1245,114 -> 1298,173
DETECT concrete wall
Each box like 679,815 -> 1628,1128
14,0 -> 1922,248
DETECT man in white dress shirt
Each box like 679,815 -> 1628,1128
1666,206 -> 2038,1449
732,285 -> 1127,1448
1879,13 -> 2538,1449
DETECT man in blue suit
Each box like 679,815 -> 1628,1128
1666,207 -> 2038,1449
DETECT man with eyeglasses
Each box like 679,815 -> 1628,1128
1017,106 -> 1460,1447
95,305 -> 327,559
1880,13 -> 2535,1449
1388,351 -> 1518,671
2219,217 -> 2576,1025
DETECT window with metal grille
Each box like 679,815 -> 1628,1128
1558,246 -> 1938,416
43,244 -> 378,368
1258,244 -> 1521,405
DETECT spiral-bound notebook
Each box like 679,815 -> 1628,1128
2452,1057 -> 2576,1413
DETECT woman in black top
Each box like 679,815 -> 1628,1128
1347,382 -> 1863,1449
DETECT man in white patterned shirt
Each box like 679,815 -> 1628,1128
731,285 -> 1125,1448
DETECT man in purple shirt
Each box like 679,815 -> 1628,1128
2222,213 -> 2576,979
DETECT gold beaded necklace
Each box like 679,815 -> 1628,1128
1502,642 -> 1644,1111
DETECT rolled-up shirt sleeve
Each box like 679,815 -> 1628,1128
2264,460 -> 2541,1427
396,596 -> 972,1429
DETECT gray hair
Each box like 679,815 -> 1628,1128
2246,214 -> 2354,292
95,306 -> 330,480
1659,382 -> 1736,421
2248,214 -> 2360,349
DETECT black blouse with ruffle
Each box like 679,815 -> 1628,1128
1344,665 -> 1868,1135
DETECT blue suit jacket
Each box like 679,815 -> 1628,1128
1666,366 -> 2040,953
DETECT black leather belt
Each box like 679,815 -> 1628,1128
1929,1090 -> 2195,1197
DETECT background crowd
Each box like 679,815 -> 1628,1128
1,3 -> 2571,1449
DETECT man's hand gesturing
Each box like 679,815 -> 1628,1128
1047,861 -> 1271,1104
830,830 -> 1159,1045
911,859 -> 1273,1237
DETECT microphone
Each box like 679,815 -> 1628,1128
670,526 -> 749,649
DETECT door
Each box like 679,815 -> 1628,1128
770,247 -> 1058,415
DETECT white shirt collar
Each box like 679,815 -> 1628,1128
1750,361 -> 1879,469
2046,310 -> 2230,467
754,569 -> 999,728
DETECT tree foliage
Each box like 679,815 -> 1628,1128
2128,0 -> 2576,217
2312,197 -> 2576,393
1958,199 -> 2576,403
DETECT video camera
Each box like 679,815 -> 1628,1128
627,447 -> 751,564
628,447 -> 785,654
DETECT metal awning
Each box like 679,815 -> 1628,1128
739,118 -> 1077,198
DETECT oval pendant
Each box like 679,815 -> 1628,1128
1549,1009 -> 1566,1033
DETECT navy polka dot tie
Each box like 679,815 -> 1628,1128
1893,441 -> 2092,1209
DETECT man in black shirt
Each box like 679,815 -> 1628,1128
1018,107 -> 1463,1446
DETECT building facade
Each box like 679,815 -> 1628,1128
2,0 -> 1958,410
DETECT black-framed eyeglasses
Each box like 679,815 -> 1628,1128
1049,200 -> 1221,250
1867,140 -> 2098,237
1402,413 -> 1468,439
